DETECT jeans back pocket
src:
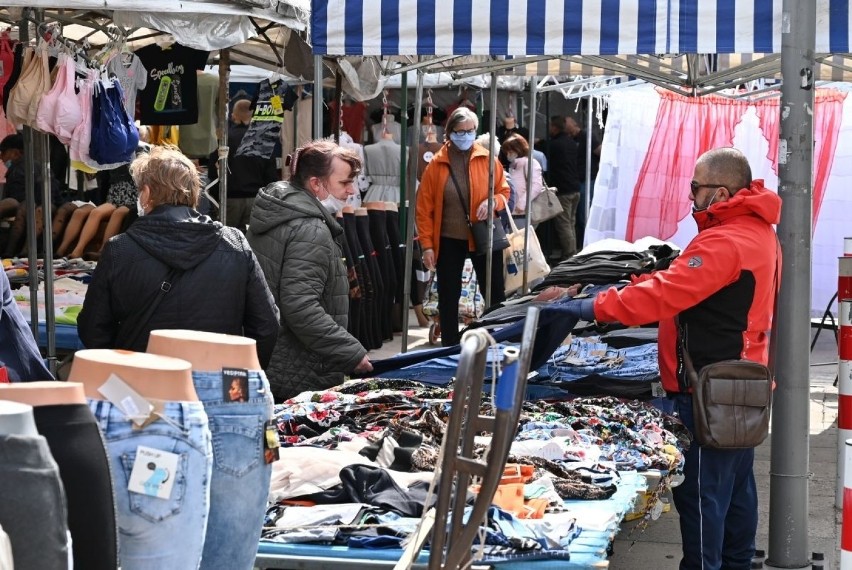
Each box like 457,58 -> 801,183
119,449 -> 187,524
209,414 -> 263,477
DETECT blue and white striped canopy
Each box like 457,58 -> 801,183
311,0 -> 850,56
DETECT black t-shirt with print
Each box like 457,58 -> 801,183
134,43 -> 209,125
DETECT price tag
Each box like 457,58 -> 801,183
98,374 -> 154,426
127,446 -> 180,500
222,368 -> 249,403
263,419 -> 280,464
270,95 -> 283,113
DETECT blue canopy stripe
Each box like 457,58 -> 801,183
311,0 -> 849,56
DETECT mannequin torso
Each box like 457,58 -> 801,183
0,401 -> 38,436
68,349 -> 198,402
0,381 -> 86,407
146,329 -> 261,372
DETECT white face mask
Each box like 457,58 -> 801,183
506,152 -> 518,162
319,185 -> 348,213
692,189 -> 720,213
136,196 -> 146,217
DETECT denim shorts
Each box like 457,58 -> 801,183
192,370 -> 274,570
89,399 -> 212,570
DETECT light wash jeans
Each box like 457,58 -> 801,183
192,370 -> 274,570
89,399 -> 212,570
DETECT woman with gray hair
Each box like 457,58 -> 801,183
78,145 -> 280,360
416,107 -> 511,346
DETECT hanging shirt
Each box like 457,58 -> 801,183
235,78 -> 297,160
134,43 -> 209,125
178,72 -> 218,158
329,100 -> 367,143
106,52 -> 148,116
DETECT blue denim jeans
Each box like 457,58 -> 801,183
192,370 -> 274,570
89,399 -> 212,570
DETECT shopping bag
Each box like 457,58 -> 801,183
458,259 -> 484,321
503,210 -> 551,294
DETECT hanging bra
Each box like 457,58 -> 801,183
35,54 -> 83,144
70,72 -> 97,172
5,46 -> 35,126
24,49 -> 51,127
89,80 -> 138,168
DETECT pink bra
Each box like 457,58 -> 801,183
35,55 -> 83,144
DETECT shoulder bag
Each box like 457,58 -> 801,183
115,266 -> 182,350
529,180 -> 563,224
678,244 -> 780,449
447,166 -> 509,255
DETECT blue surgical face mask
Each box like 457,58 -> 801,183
449,131 -> 476,151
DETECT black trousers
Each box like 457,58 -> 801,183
369,209 -> 396,341
436,236 -> 505,346
34,404 -> 118,570
356,213 -> 385,349
344,213 -> 373,349
385,210 -> 405,331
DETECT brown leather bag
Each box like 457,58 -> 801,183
683,356 -> 772,449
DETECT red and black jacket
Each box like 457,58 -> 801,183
592,180 -> 782,394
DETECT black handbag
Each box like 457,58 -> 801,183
447,166 -> 509,255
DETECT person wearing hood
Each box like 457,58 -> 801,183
78,146 -> 280,365
558,147 -> 782,570
247,139 -> 372,402
417,107 -> 511,347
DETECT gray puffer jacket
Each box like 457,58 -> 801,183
248,181 -> 366,401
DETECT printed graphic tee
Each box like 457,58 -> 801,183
134,43 -> 209,125
235,78 -> 297,160
107,53 -> 147,116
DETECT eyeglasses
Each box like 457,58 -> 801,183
452,129 -> 476,136
690,181 -> 727,193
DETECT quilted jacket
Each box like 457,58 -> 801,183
247,181 -> 366,401
78,205 -> 280,365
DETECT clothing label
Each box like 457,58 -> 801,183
222,367 -> 249,403
98,374 -> 154,426
264,419 -> 280,464
270,95 -> 283,112
651,382 -> 666,398
127,446 -> 179,500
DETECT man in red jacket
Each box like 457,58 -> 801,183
565,147 -> 782,569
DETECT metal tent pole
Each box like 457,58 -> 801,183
584,94 -> 593,234
313,55 -> 323,139
217,48 -> 230,226
401,71 -> 423,353
39,132 -> 56,375
766,0 -> 815,567
484,72 -> 498,308
521,77 -> 538,294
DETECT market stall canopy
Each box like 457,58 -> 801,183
0,1 -> 311,76
311,0 -> 852,91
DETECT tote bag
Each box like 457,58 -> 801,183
503,210 -> 550,294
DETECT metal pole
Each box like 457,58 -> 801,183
401,71 -> 423,353
767,0 -> 815,567
522,77 -> 538,294
484,72 -> 498,308
399,71 -> 409,234
313,55 -> 323,139
332,68 -> 342,144
584,94 -> 593,230
217,49 -> 230,226
39,132 -> 56,375
19,15 -> 37,340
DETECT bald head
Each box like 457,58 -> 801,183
695,147 -> 752,194
231,99 -> 252,125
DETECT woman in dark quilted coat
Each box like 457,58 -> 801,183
248,140 -> 372,401
78,146 -> 279,365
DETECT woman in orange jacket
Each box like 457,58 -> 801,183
416,107 -> 511,346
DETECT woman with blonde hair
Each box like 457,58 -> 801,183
78,145 -> 279,359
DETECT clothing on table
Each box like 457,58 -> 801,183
106,52 -> 148,116
134,43 -> 210,125
179,72 -> 218,158
247,182 -> 367,401
33,403 -> 118,570
0,434 -> 70,570
363,138 -> 402,203
89,398 -> 212,570
192,370 -> 274,570
235,79 -> 297,160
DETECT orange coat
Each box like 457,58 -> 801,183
416,142 -> 510,261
